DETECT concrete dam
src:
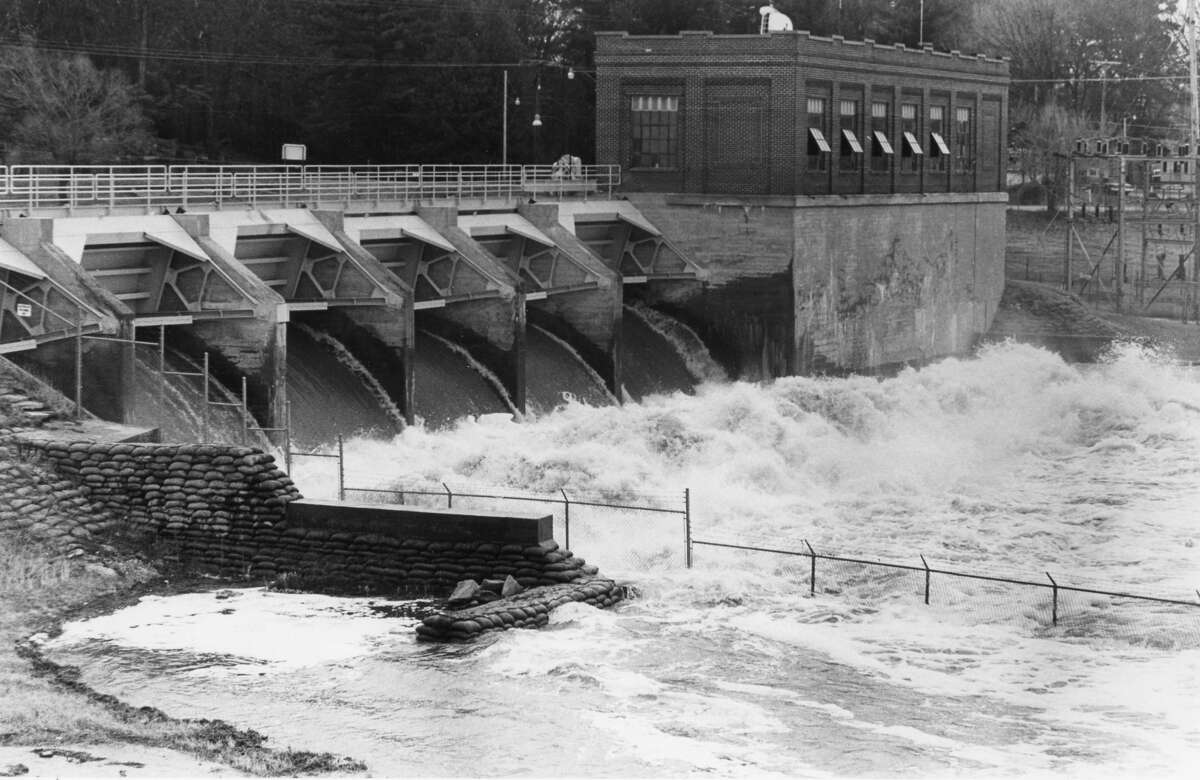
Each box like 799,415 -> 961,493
0,164 -> 1005,440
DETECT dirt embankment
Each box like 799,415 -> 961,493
988,280 -> 1200,363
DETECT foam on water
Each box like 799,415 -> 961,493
48,342 -> 1200,776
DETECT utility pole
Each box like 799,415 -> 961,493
1190,0 -> 1200,296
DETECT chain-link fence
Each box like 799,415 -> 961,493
289,439 -> 1199,642
290,441 -> 690,571
337,479 -> 690,571
690,534 -> 1200,646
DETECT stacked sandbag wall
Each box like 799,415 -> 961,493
417,578 -> 625,642
14,440 -> 600,594
268,535 -> 599,593
0,447 -> 119,550
17,441 -> 299,578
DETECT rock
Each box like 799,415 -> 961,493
83,563 -> 118,579
0,763 -> 28,776
500,574 -> 523,597
447,579 -> 480,605
479,578 -> 506,593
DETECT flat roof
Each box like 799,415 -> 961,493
596,30 -> 1009,81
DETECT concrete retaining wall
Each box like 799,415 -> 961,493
626,192 -> 1006,377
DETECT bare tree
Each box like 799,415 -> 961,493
0,43 -> 154,164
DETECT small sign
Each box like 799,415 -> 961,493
15,303 -> 32,317
281,143 -> 307,161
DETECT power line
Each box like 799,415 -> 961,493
0,37 -> 554,69
1011,74 -> 1188,84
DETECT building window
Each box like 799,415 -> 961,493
901,103 -> 922,172
928,105 -> 949,172
838,100 -> 862,172
870,101 -> 892,173
954,106 -> 974,174
630,95 -> 679,169
807,97 -> 830,172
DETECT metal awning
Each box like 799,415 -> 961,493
903,132 -> 924,155
842,129 -> 863,154
930,132 -> 951,156
873,130 -> 894,155
0,241 -> 45,279
809,128 -> 831,153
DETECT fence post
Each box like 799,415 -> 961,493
920,554 -> 931,605
684,488 -> 692,569
201,352 -> 210,444
74,319 -> 83,420
1046,572 -> 1059,626
337,434 -> 345,501
560,488 -> 570,551
804,539 -> 816,595
443,482 -> 453,508
284,401 -> 292,475
240,375 -> 249,446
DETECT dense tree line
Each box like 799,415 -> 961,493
0,0 -> 1186,167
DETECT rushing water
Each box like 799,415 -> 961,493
49,342 -> 1200,777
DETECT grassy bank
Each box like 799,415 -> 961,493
0,532 -> 366,776
0,421 -> 365,776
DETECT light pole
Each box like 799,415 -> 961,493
502,69 -> 508,166
1093,59 -> 1120,132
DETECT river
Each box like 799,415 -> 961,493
47,341 -> 1200,777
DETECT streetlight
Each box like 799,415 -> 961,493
503,70 -> 537,165
1093,59 -> 1121,132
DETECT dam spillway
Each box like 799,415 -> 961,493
0,164 -> 1005,439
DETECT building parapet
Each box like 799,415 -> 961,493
595,31 -> 1009,81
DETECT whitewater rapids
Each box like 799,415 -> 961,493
47,341 -> 1200,777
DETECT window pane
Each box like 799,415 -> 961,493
808,98 -> 828,171
901,104 -> 920,171
630,95 -> 679,168
839,101 -> 860,171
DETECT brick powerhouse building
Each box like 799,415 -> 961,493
595,30 -> 1010,376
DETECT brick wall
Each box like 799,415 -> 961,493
596,31 -> 1009,197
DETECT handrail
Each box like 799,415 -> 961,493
0,276 -> 95,345
0,164 -> 621,212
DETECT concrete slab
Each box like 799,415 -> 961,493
11,420 -> 161,444
51,215 -> 209,263
0,237 -> 45,279
555,200 -> 662,236
0,744 -> 242,778
344,214 -> 456,252
259,208 -> 343,252
457,213 -> 555,246
286,498 -> 554,544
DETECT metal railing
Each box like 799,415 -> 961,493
283,444 -> 1196,633
288,436 -> 687,562
689,535 -> 1200,627
132,327 -> 283,449
0,164 -> 621,212
0,274 -> 111,418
